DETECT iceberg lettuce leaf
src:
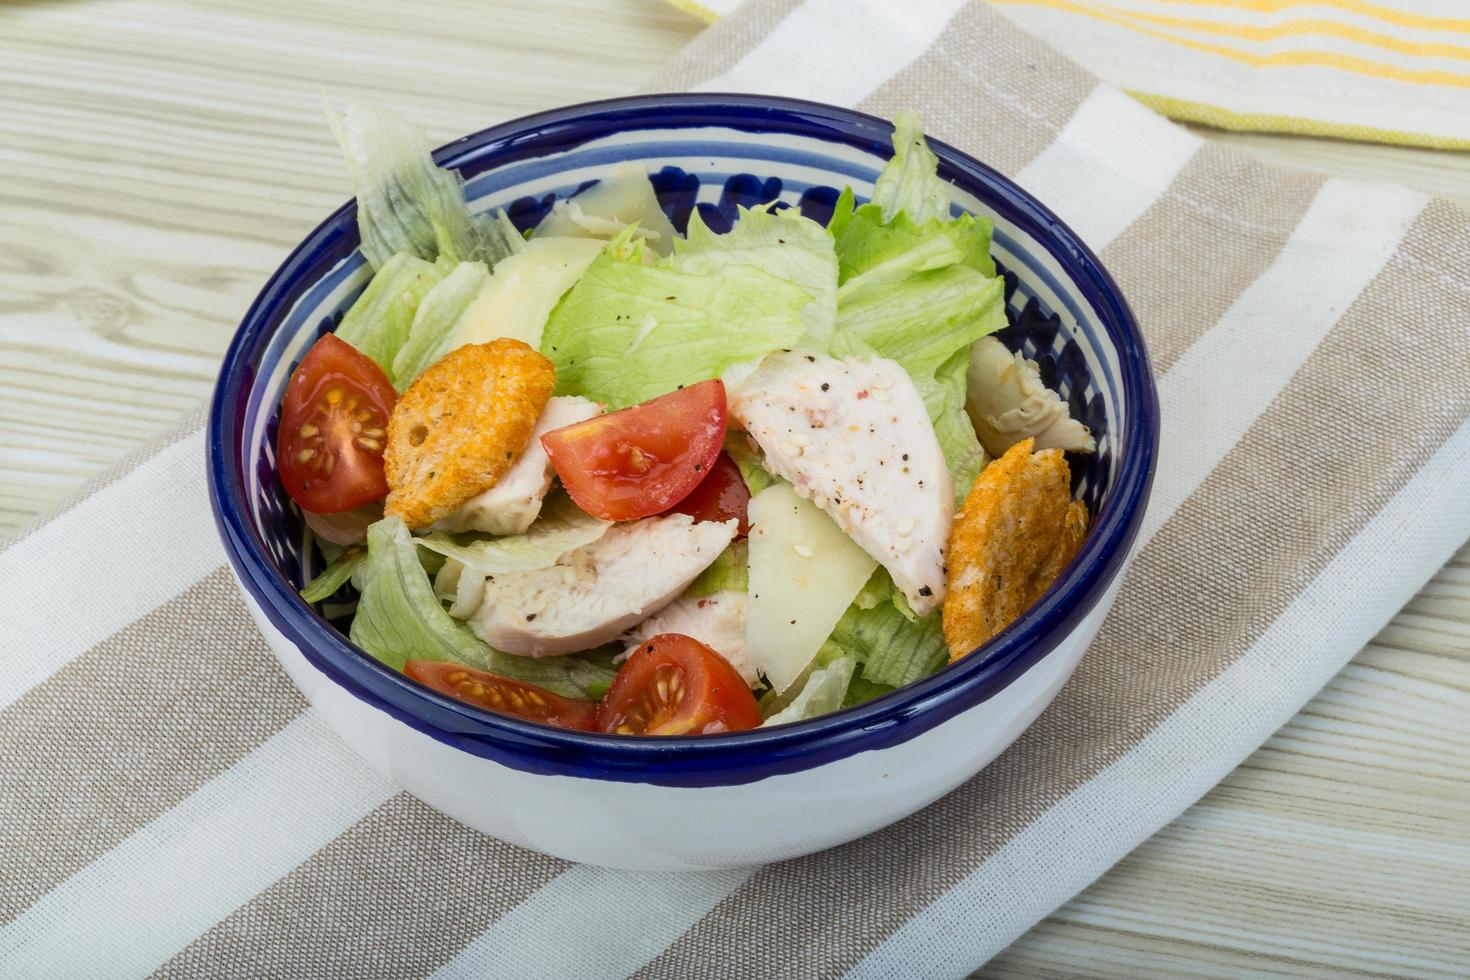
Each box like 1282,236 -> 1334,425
389,260 -> 491,388
328,102 -> 489,270
300,548 -> 365,604
674,204 -> 838,349
762,655 -> 856,726
686,539 -> 748,598
335,252 -> 444,378
870,110 -> 952,226
842,673 -> 895,708
724,431 -> 777,497
923,346 -> 990,499
834,264 -> 1004,378
829,599 -> 948,690
541,242 -> 810,408
833,204 -> 993,284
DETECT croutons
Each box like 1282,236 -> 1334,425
383,339 -> 555,529
942,438 -> 1089,661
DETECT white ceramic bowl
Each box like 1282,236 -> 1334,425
207,95 -> 1158,871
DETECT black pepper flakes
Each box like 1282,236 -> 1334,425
918,585 -> 933,597
820,382 -> 830,391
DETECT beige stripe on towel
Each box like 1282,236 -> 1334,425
153,794 -> 568,979
0,567 -> 302,923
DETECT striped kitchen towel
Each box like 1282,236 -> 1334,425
671,0 -> 1470,150
4,2 -> 1470,977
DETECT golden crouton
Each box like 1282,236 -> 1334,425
1028,498 -> 1089,606
383,339 -> 555,529
943,438 -> 1088,661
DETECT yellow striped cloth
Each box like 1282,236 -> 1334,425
668,0 -> 1470,149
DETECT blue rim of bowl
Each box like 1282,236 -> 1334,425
207,93 -> 1158,788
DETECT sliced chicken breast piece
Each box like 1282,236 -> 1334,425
434,396 -> 601,536
732,350 -> 954,616
618,590 -> 753,685
469,514 -> 738,657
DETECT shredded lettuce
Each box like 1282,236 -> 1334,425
870,110 -> 953,226
327,101 -> 515,271
724,432 -> 776,496
925,346 -> 991,498
762,655 -> 856,726
823,185 -> 856,240
852,567 -> 895,611
832,204 -> 993,284
350,517 -> 614,698
834,264 -> 1004,380
541,232 -> 811,408
829,600 -> 948,689
674,204 -> 838,349
850,567 -> 920,621
843,674 -> 895,708
390,260 -> 491,388
300,548 -> 365,604
350,517 -> 500,673
335,252 -> 444,378
686,539 -> 748,598
475,210 -> 529,268
415,495 -> 611,577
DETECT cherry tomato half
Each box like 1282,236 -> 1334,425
669,452 -> 750,535
404,660 -> 600,731
598,633 -> 761,736
541,380 -> 727,522
278,334 -> 397,514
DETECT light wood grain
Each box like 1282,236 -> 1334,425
2,1 -> 1468,975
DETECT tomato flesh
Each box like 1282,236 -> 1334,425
598,633 -> 761,736
669,452 -> 750,535
278,334 -> 397,514
542,380 -> 727,522
404,660 -> 599,731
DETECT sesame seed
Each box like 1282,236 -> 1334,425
871,388 -> 891,402
897,516 -> 915,535
790,433 -> 810,447
872,376 -> 893,390
793,545 -> 813,558
778,441 -> 800,457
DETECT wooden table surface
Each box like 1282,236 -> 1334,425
3,0 -> 1467,975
